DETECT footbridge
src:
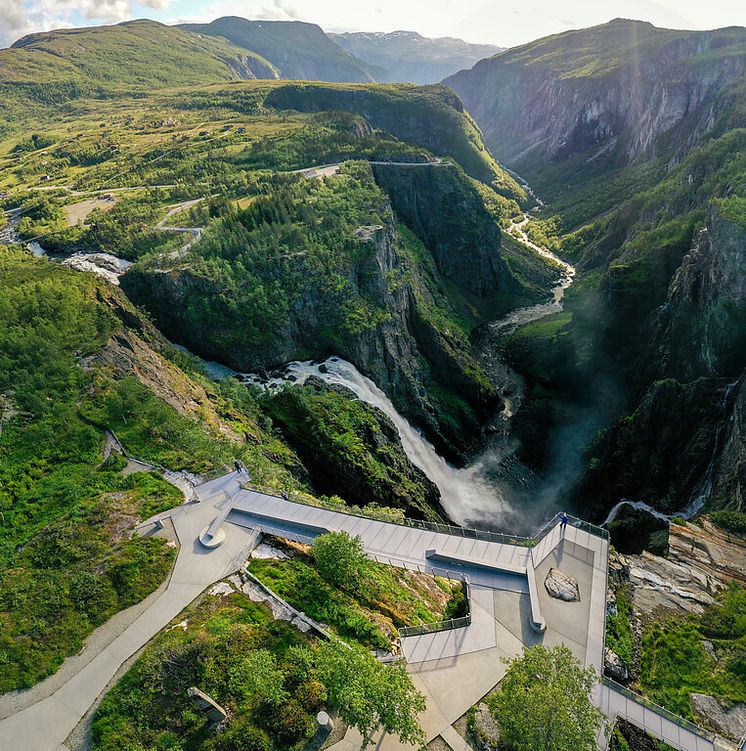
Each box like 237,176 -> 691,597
197,470 -> 734,751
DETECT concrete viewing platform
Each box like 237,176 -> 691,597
0,469 -> 732,751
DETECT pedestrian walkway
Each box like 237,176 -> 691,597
0,469 -> 731,751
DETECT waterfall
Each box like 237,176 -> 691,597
601,499 -> 674,526
238,357 -> 521,530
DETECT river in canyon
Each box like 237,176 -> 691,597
226,211 -> 577,535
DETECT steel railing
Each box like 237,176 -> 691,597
397,574 -> 471,639
601,678 -> 718,742
534,512 -> 610,542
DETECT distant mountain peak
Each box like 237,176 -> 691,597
330,29 -> 503,84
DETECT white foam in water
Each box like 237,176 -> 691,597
240,356 -> 516,529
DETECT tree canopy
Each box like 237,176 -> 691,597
489,644 -> 606,751
312,530 -> 371,594
318,641 -> 426,746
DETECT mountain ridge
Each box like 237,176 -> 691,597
331,29 -> 503,83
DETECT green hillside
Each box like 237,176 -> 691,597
180,17 -> 374,82
1,20 -> 278,88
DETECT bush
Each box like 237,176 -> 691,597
215,724 -> 272,751
710,511 -> 746,535
312,530 -> 370,594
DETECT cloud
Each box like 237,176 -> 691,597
0,0 -> 34,45
0,0 -> 177,47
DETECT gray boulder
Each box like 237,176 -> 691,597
544,567 -> 580,601
691,693 -> 746,740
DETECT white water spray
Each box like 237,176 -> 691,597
239,357 -> 518,529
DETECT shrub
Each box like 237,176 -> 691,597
710,511 -> 746,535
312,530 -> 370,594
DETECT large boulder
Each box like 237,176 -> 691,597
544,567 -> 580,601
604,647 -> 629,682
691,693 -> 746,740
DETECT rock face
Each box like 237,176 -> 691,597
371,163 -> 514,296
577,207 -> 746,516
691,694 -> 746,740
668,518 -> 746,589
578,378 -> 731,515
711,375 -> 746,512
604,647 -> 628,682
622,519 -> 746,615
544,567 -> 580,601
645,211 -> 746,384
445,20 -> 746,173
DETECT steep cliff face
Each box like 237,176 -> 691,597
711,376 -> 746,512
122,166 -> 507,460
578,378 -> 732,516
371,162 -> 513,295
445,20 -> 746,175
574,203 -> 746,514
644,207 -> 746,383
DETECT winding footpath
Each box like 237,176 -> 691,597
0,468 -> 730,751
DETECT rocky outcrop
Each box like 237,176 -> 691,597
604,647 -> 628,682
90,328 -> 243,443
445,20 -> 746,174
619,518 -> 746,615
261,378 -> 443,520
691,694 -> 746,740
668,518 -> 746,589
544,568 -> 580,601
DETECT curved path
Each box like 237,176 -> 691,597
0,469 -> 730,751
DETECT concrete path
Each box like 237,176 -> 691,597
0,474 -> 260,751
0,469 -> 728,751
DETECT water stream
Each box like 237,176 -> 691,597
225,207 -> 576,533
3,212 -> 131,284
491,217 -> 575,333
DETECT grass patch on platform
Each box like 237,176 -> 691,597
248,544 -> 462,650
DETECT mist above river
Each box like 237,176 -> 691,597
237,356 -> 562,534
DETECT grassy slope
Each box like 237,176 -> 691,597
0,20 -> 274,88
0,248 -> 304,690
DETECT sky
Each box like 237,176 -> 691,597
2,0 -> 746,49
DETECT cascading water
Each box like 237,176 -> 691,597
238,357 -> 522,530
